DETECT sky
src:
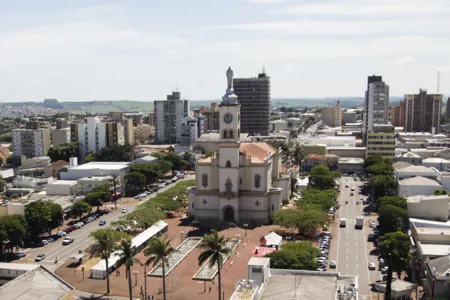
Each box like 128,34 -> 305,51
0,0 -> 449,102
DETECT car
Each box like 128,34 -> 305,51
317,267 -> 326,271
35,254 -> 46,261
368,263 -> 376,270
41,239 -> 49,245
15,252 -> 27,259
73,223 -> 82,229
103,209 -> 111,214
367,234 -> 374,242
57,231 -> 67,236
329,261 -> 337,268
381,266 -> 389,274
345,185 -> 349,188
350,192 -> 354,196
351,188 -> 355,191
177,173 -> 185,179
62,237 -> 74,245
99,220 -> 106,226
46,237 -> 55,243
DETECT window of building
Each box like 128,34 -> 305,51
240,177 -> 242,184
229,130 -> 234,138
225,178 -> 232,193
254,174 -> 261,188
223,130 -> 228,139
272,204 -> 274,211
202,173 -> 208,187
226,160 -> 231,168
192,202 -> 194,209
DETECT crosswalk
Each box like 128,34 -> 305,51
23,260 -> 64,272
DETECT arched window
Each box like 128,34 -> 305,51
225,178 -> 232,193
223,130 -> 228,139
229,130 -> 234,138
202,173 -> 208,187
226,160 -> 231,168
254,174 -> 261,188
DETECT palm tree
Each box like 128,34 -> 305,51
144,236 -> 175,300
115,238 -> 141,300
198,230 -> 232,300
110,174 -> 120,209
87,229 -> 125,294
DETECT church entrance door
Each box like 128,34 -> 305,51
223,206 -> 234,222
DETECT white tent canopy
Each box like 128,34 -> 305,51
264,232 -> 282,247
90,220 -> 168,279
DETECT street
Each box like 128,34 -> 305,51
335,176 -> 381,299
17,175 -> 194,272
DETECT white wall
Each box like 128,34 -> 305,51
46,181 -> 75,195
398,184 -> 442,197
407,198 -> 449,221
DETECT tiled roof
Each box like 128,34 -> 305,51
240,142 -> 276,163
306,154 -> 327,161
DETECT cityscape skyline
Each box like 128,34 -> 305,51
0,0 -> 449,102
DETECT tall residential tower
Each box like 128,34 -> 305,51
363,75 -> 389,142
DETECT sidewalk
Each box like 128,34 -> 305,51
75,290 -> 146,300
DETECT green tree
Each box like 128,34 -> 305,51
47,142 -> 80,162
0,215 -> 27,251
266,242 -> 321,270
127,206 -> 166,229
88,229 -> 126,294
110,175 -> 120,209
144,236 -> 176,300
0,132 -> 12,143
292,142 -> 305,165
369,175 -> 396,199
296,209 -> 328,235
376,196 -> 407,211
94,144 -> 135,162
273,210 -> 301,234
198,230 -> 231,300
308,165 -> 335,189
379,231 -> 412,299
84,192 -> 105,211
205,149 -> 217,158
25,201 -> 51,240
70,201 -> 91,220
85,152 -> 96,163
47,202 -> 64,234
124,172 -> 146,195
297,188 -> 336,212
0,175 -> 5,195
163,153 -> 188,171
434,189 -> 449,196
115,238 -> 141,300
378,205 -> 407,233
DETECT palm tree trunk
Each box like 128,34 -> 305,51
113,179 -> 118,209
217,257 -> 222,300
162,259 -> 167,300
127,265 -> 133,300
105,257 -> 111,294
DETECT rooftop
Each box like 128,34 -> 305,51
68,161 -> 130,170
419,243 -> 450,257
78,176 -> 113,181
240,143 -> 277,163
407,194 -> 450,203
398,176 -> 441,186
400,152 -> 421,158
47,180 -> 78,186
196,132 -> 249,143
393,162 -> 413,170
338,157 -> 364,164
423,158 -> 450,163
248,256 -> 270,266
427,256 -> 450,279
398,165 -> 436,173
306,154 -> 327,161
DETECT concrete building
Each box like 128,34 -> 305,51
0,202 -> 25,216
363,75 -> 389,138
422,158 -> 450,171
154,91 -> 190,144
321,101 -> 342,127
342,111 -> 357,125
77,176 -> 112,193
397,176 -> 442,197
60,161 -> 130,181
180,116 -> 198,146
148,111 -> 155,126
390,105 -> 401,127
233,70 -> 270,136
404,89 -> 443,134
304,136 -> 356,147
134,124 -> 153,144
193,132 -> 249,154
46,180 -> 78,195
302,154 -> 338,172
395,165 -> 439,181
201,102 -> 220,131
366,124 -> 396,160
407,194 -> 450,221
193,109 -> 207,137
424,255 -> 450,299
12,122 -> 51,158
337,157 -> 364,173
51,127 -> 70,147
188,68 -> 289,224
269,119 -> 288,132
394,151 -> 423,165
446,98 -> 450,120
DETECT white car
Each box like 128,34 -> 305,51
368,263 -> 376,270
121,208 -> 128,213
57,231 -> 67,236
62,237 -> 74,245
329,261 -> 337,268
381,266 -> 389,274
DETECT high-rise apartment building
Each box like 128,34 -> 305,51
404,89 -> 442,134
233,71 -> 270,136
201,103 -> 220,131
390,105 -> 400,127
12,122 -> 51,158
110,112 -> 135,145
322,101 -> 342,127
363,75 -> 389,139
366,124 -> 396,160
446,98 -> 450,120
51,118 -> 71,147
148,112 -> 155,126
154,91 -> 190,144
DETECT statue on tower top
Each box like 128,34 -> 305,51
226,67 -> 234,90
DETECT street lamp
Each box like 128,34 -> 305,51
81,265 -> 85,281
244,224 -> 248,237
143,264 -> 148,300
180,230 -> 185,243
133,269 -> 139,286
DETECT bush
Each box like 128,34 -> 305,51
282,199 -> 289,206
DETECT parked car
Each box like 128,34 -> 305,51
15,252 -> 27,259
368,263 -> 376,270
381,266 -> 389,274
62,237 -> 74,245
46,237 -> 55,243
35,254 -> 46,262
41,239 -> 49,245
177,173 -> 185,179
367,234 -> 374,242
103,209 -> 111,214
121,208 -> 128,213
99,220 -> 106,226
73,223 -> 82,229
57,231 -> 67,236
329,261 -> 337,268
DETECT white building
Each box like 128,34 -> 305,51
394,152 -> 423,165
304,135 -> 356,147
51,127 -> 70,147
398,176 -> 442,197
46,180 -> 78,195
77,176 -> 112,193
407,194 -> 450,221
180,116 -> 198,146
395,165 -> 439,181
422,158 -> 450,171
12,122 -> 51,158
154,91 -> 190,144
59,161 -> 130,181
187,68 -> 290,225
269,119 -> 288,132
363,75 -> 389,135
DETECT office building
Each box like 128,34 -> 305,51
154,91 -> 190,144
366,124 -> 396,160
404,89 -> 443,134
342,111 -> 357,125
202,103 -> 220,131
193,109 -> 207,137
148,111 -> 155,126
322,101 -> 342,127
12,122 -> 51,158
363,75 -> 389,136
233,70 -> 270,136
390,105 -> 400,127
51,127 -> 70,147
180,116 -> 198,146
110,112 -> 135,145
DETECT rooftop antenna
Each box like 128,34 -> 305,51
437,71 -> 441,93
262,65 -> 266,74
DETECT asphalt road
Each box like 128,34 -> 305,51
336,176 -> 377,298
18,175 -> 194,272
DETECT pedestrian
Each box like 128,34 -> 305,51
209,286 -> 212,293
74,269 -> 76,276
140,286 -> 144,295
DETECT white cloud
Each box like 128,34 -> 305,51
246,0 -> 290,3
284,66 -> 296,72
394,56 -> 413,65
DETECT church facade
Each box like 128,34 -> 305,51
187,67 -> 290,225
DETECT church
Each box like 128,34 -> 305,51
187,67 -> 291,225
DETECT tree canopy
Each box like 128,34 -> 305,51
124,172 -> 146,195
0,215 -> 27,250
47,142 -> 80,163
297,188 -> 336,212
434,189 -> 449,196
376,196 -> 407,211
378,204 -> 407,233
273,208 -> 327,235
90,144 -> 135,162
266,242 -> 321,270
25,201 -> 52,239
379,231 -> 412,278
70,201 -> 92,220
131,160 -> 172,184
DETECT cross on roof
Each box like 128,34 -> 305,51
255,200 -> 260,207
202,199 -> 208,205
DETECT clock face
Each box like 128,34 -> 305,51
224,113 -> 233,124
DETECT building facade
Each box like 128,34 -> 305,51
366,124 -> 396,160
134,124 -> 153,144
51,127 -> 70,147
187,67 -> 288,225
322,101 -> 342,127
148,112 -> 155,126
342,111 -> 357,125
12,122 -> 51,158
180,116 -> 198,146
390,105 -> 400,127
404,89 -> 443,134
154,91 -> 190,144
233,71 -> 270,136
363,75 -> 389,138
